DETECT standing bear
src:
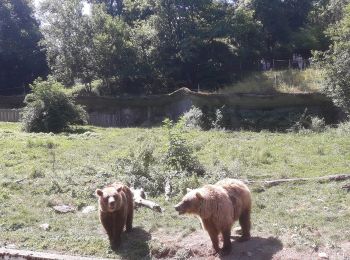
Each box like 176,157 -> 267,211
95,182 -> 134,249
174,178 -> 251,254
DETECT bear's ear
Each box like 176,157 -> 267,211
196,192 -> 203,200
116,187 -> 123,192
96,189 -> 103,197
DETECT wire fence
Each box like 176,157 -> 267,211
259,58 -> 311,71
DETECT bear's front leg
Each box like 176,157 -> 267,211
111,220 -> 125,249
202,219 -> 220,253
221,229 -> 232,255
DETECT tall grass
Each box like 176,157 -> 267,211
220,68 -> 323,94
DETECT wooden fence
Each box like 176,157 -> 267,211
0,109 -> 21,122
0,109 -> 135,127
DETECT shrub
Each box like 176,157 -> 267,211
182,106 -> 203,129
336,120 -> 350,134
182,106 -> 227,130
116,120 -> 204,197
289,109 -> 327,133
21,78 -> 88,133
162,119 -> 204,175
310,116 -> 326,133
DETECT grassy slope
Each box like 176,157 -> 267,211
219,68 -> 323,94
0,122 -> 349,259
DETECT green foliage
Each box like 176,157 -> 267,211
220,69 -> 323,94
39,0 -> 95,86
36,0 -> 334,95
21,78 -> 88,133
314,4 -> 350,115
182,106 -> 203,129
0,0 -> 47,95
116,119 -> 204,195
162,118 -> 203,174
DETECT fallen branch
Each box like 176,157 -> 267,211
131,188 -> 163,213
246,174 -> 350,188
342,183 -> 350,192
15,178 -> 28,184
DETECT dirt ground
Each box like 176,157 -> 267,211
151,230 -> 350,260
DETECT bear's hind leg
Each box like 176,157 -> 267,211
238,208 -> 251,242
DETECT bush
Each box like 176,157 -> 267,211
310,116 -> 326,133
21,78 -> 88,133
162,119 -> 204,175
182,106 -> 203,129
336,120 -> 350,134
182,106 -> 227,130
116,120 -> 204,197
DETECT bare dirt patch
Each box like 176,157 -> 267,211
151,230 -> 350,260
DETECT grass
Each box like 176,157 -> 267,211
219,68 -> 323,94
0,122 -> 349,259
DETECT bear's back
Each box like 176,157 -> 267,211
215,179 -> 251,220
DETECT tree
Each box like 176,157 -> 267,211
152,0 -> 242,91
39,0 -> 95,87
88,0 -> 124,17
315,4 -> 350,115
250,0 -> 325,58
0,0 -> 47,95
91,4 -> 138,95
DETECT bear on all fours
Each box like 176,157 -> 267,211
174,178 -> 252,255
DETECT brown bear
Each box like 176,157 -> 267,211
174,178 -> 251,254
95,182 -> 134,249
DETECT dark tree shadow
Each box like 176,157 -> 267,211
64,126 -> 95,134
113,226 -> 152,260
219,236 -> 283,260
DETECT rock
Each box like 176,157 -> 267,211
81,205 -> 96,214
318,252 -> 329,259
39,223 -> 50,231
6,244 -> 16,249
52,204 -> 76,213
233,227 -> 242,235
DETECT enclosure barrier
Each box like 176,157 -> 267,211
0,109 -> 21,122
0,88 -> 341,129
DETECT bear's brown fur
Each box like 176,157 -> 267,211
96,182 -> 134,249
174,178 -> 251,254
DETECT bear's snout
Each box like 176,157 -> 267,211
174,203 -> 185,215
108,197 -> 116,210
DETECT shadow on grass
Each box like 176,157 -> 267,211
115,226 -> 152,260
64,126 -> 95,134
220,236 -> 283,260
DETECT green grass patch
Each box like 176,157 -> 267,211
0,122 -> 349,258
220,68 -> 323,94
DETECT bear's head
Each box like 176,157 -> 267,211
174,189 -> 204,215
96,185 -> 123,213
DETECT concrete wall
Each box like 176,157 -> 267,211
0,88 -> 341,129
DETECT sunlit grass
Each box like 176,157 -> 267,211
220,68 -> 323,94
0,122 -> 349,258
